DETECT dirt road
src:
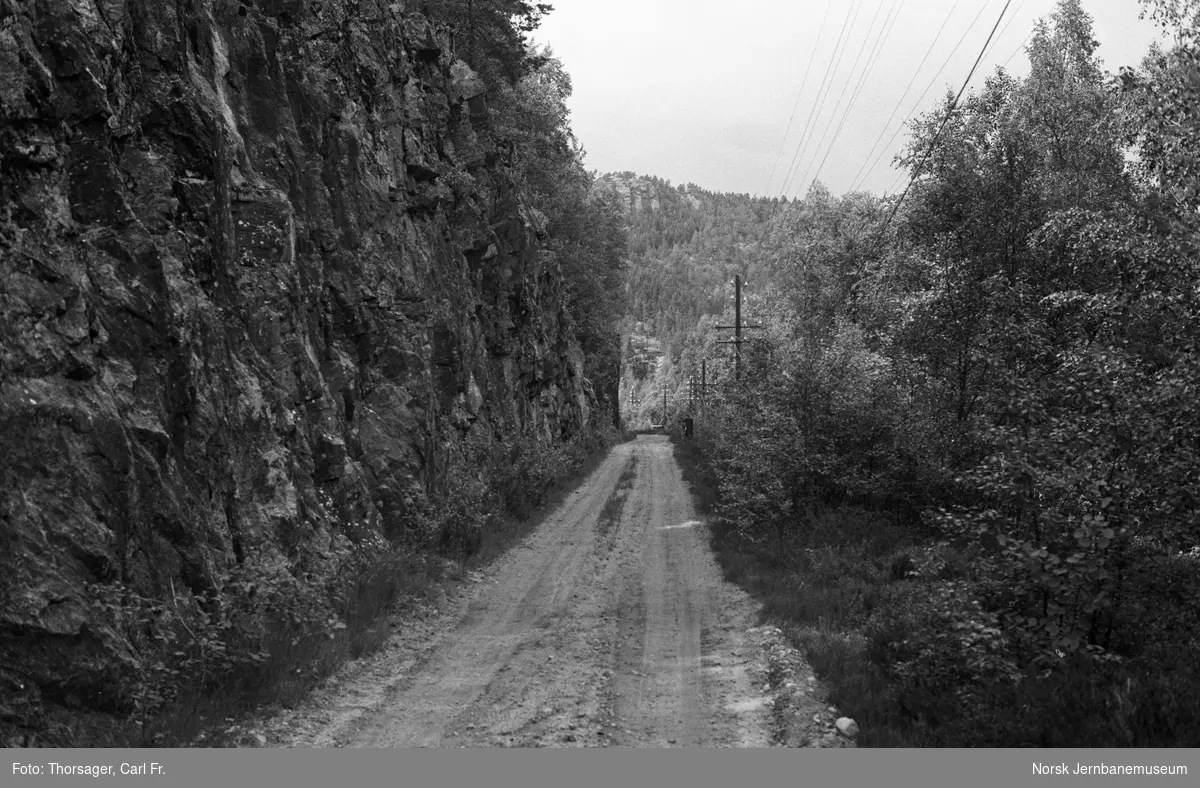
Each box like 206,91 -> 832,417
255,435 -> 851,748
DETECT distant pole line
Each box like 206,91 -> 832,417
877,0 -> 1015,240
846,0 -> 961,193
763,0 -> 833,196
716,275 -> 764,381
850,1 -> 991,194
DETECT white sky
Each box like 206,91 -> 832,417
532,0 -> 1167,198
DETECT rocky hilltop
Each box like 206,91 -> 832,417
0,0 -> 604,736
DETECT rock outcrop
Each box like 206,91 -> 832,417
0,0 -> 595,723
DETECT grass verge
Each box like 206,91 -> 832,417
475,428 -> 634,567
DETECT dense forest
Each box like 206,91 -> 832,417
629,0 -> 1200,746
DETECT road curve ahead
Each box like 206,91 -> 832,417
267,435 -> 772,748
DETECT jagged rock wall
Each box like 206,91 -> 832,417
0,0 -> 593,713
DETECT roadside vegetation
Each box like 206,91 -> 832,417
27,406 -> 627,749
659,0 -> 1200,746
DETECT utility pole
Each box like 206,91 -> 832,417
716,275 -> 763,381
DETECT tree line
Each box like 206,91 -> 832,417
636,0 -> 1200,745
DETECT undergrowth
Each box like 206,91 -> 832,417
3,421 -> 626,748
672,434 -> 1200,747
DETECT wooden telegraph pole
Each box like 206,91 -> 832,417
716,275 -> 763,381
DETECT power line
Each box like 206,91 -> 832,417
804,0 -> 904,192
779,0 -> 863,199
763,0 -> 834,196
844,1 -> 984,193
809,0 -> 906,191
756,1 -> 908,259
850,1 -> 992,193
779,0 -> 864,198
791,0 -> 892,195
845,1 -> 961,192
1001,30 -> 1033,69
980,0 -> 1026,66
878,0 -> 1016,237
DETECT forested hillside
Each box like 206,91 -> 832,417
595,173 -> 777,426
633,0 -> 1200,745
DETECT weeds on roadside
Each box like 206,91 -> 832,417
3,418 -> 625,748
671,435 -> 1200,747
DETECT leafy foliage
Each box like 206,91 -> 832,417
489,49 -> 628,421
651,0 -> 1200,745
424,0 -> 554,84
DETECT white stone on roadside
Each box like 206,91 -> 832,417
835,717 -> 859,739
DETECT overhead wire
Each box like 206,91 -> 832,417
1001,30 -> 1033,69
789,0 -> 893,195
779,2 -> 864,200
808,0 -> 906,191
845,1 -> 961,192
979,0 -> 1026,65
778,0 -> 864,198
848,1 -> 993,194
877,0 -> 1016,237
760,0 -> 1026,259
763,1 -> 953,241
763,0 -> 834,196
856,0 -> 1016,313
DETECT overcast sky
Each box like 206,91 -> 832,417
532,0 -> 1167,199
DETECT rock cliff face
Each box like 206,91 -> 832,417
0,0 -> 595,719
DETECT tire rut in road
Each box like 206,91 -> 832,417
336,444 -> 634,747
607,437 -> 712,746
258,435 -> 783,748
